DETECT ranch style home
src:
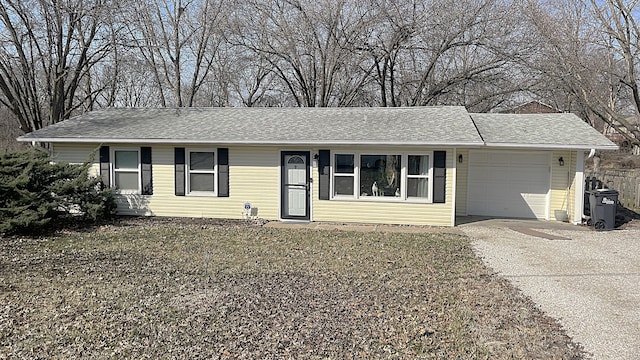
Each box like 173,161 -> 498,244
18,107 -> 617,227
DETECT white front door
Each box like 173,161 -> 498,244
281,152 -> 310,219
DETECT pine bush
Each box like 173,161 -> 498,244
0,149 -> 115,235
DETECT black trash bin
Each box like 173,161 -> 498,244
588,189 -> 618,230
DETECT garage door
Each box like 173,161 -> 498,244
467,151 -> 550,219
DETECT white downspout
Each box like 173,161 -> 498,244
573,150 -> 586,224
451,147 -> 457,226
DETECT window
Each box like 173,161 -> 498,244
175,147 -> 228,197
113,149 -> 140,192
333,154 -> 355,196
407,155 -> 430,199
360,154 -> 401,197
187,150 -> 217,195
102,146 -> 152,195
330,152 -> 433,202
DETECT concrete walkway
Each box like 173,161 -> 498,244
461,224 -> 640,360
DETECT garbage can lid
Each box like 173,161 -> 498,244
594,189 -> 618,194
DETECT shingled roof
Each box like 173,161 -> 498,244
18,106 -> 617,150
18,107 -> 483,146
470,113 -> 617,150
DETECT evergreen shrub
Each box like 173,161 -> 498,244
0,149 -> 115,235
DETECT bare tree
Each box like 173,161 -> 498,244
526,0 -> 640,150
0,0 -> 118,132
589,0 -> 640,149
125,0 -> 228,107
225,48 -> 278,107
0,105 -> 27,152
230,0 -> 376,107
377,0 -> 530,110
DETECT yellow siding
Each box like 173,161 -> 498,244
50,144 -> 457,225
312,148 -> 455,226
51,144 -> 281,218
52,143 -> 100,176
50,143 -> 582,226
137,145 -> 280,219
550,150 -> 577,222
455,149 -> 469,216
312,199 -> 453,226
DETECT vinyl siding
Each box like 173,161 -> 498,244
52,143 -> 100,176
312,148 -> 455,226
51,144 -> 280,219
130,145 -> 280,219
50,143 -> 527,226
550,150 -> 577,222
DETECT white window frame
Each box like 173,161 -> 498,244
112,148 -> 141,194
406,154 -> 433,201
332,153 -> 356,199
186,149 -> 218,196
330,151 -> 434,203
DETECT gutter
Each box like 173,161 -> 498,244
18,136 -> 617,151
482,142 -> 619,151
16,136 -> 487,148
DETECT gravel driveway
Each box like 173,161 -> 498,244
461,222 -> 640,360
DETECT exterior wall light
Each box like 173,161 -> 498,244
558,157 -> 564,166
458,154 -> 463,163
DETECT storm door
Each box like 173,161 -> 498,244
281,151 -> 311,220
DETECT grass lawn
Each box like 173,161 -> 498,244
1,218 -> 583,359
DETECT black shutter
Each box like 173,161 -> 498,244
218,148 -> 229,197
318,150 -> 330,200
175,147 -> 185,196
433,151 -> 446,203
99,146 -> 110,188
141,147 -> 153,195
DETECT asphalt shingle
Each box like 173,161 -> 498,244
18,107 -> 483,146
17,107 -> 617,150
470,113 -> 617,149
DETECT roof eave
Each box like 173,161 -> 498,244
20,136 -> 616,150
483,142 -> 619,150
17,136 -> 485,147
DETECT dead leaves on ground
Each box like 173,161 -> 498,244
0,219 -> 583,359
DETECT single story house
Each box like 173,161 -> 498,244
18,107 -> 617,227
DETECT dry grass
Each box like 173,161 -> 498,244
1,218 -> 583,359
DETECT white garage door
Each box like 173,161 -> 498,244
467,151 -> 550,219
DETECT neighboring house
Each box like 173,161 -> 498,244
603,115 -> 640,136
17,107 -> 617,226
603,115 -> 640,153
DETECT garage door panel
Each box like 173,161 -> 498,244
467,193 -> 543,218
467,151 -> 550,219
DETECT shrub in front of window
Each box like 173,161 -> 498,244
0,149 -> 116,235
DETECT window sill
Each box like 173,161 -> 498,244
330,196 -> 433,204
186,192 -> 218,197
113,190 -> 142,195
